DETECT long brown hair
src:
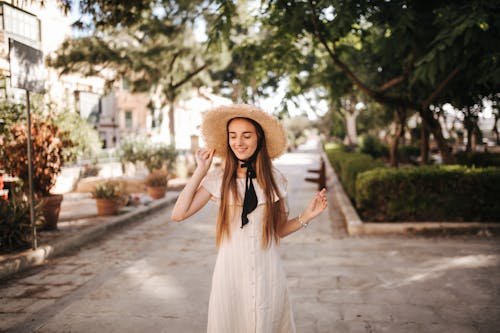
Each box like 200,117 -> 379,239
216,118 -> 286,248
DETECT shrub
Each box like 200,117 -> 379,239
0,195 -> 43,253
356,166 -> 500,222
2,115 -> 75,196
80,163 -> 101,178
119,136 -> 149,167
398,145 -> 420,164
91,180 -> 124,200
358,134 -> 389,159
119,137 -> 177,173
325,143 -> 385,199
144,144 -> 177,172
455,152 -> 500,168
324,144 -> 349,174
54,109 -> 102,162
340,155 -> 385,198
0,101 -> 25,139
144,169 -> 169,187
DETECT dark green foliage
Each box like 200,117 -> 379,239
325,144 -> 384,198
455,152 -> 500,168
119,137 -> 177,173
324,144 -> 349,174
341,155 -> 385,198
398,145 -> 421,164
144,145 -> 178,172
357,134 -> 389,159
356,166 -> 500,222
0,101 -> 25,138
54,109 -> 102,163
0,196 -> 43,253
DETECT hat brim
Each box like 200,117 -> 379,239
201,104 -> 288,159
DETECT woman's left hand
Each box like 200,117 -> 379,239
302,188 -> 328,223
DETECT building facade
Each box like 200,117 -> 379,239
0,0 -> 231,151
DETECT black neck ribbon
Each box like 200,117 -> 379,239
237,143 -> 261,228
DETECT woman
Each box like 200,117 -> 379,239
171,104 -> 327,333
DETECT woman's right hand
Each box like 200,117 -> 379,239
195,149 -> 215,175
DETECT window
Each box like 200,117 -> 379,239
0,4 -> 40,48
125,111 -> 132,129
122,79 -> 129,91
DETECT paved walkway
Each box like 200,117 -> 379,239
1,151 -> 499,332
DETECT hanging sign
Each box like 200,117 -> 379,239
9,38 -> 46,93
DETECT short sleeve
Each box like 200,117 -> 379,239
273,168 -> 289,215
201,168 -> 223,203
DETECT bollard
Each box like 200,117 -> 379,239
305,157 -> 327,191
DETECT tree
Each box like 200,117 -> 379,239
48,0 -> 225,147
211,0 -> 500,164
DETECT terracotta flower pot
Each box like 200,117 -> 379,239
146,186 -> 167,199
41,194 -> 63,230
95,198 -> 119,216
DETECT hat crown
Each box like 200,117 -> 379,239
201,104 -> 287,159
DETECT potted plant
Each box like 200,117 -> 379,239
144,169 -> 169,199
1,114 -> 74,230
0,193 -> 44,253
90,180 -> 124,216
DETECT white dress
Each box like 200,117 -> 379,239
201,167 -> 296,333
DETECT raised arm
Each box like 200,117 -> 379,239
170,149 -> 215,222
278,188 -> 327,238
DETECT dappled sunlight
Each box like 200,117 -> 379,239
124,263 -> 188,299
125,267 -> 188,300
391,254 -> 499,287
274,153 -> 317,166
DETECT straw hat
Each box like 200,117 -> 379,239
201,104 -> 288,159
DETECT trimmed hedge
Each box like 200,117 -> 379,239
340,155 -> 385,198
398,145 -> 420,164
325,145 -> 385,198
356,166 -> 500,222
455,152 -> 500,168
358,134 -> 389,159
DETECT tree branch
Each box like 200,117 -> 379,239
168,51 -> 181,73
378,49 -> 415,92
172,63 -> 209,90
378,75 -> 406,92
307,0 -> 376,98
421,64 -> 464,110
307,0 -> 410,109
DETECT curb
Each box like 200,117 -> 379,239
321,150 -> 500,236
0,195 -> 178,281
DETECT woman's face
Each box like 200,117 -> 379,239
228,118 -> 259,161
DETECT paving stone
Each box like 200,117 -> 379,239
317,289 -> 364,304
0,297 -> 39,313
0,151 -> 499,333
23,298 -> 57,313
0,312 -> 30,331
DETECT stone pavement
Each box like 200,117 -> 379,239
0,151 -> 499,332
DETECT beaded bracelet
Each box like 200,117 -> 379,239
298,214 -> 308,228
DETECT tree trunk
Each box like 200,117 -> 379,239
464,107 -> 474,153
231,67 -> 240,102
166,90 -> 177,148
466,126 -> 473,153
420,121 -> 429,165
231,82 -> 240,102
419,107 -> 455,164
389,107 -> 406,167
344,112 -> 358,146
168,102 -> 175,147
343,96 -> 359,147
493,113 -> 500,145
